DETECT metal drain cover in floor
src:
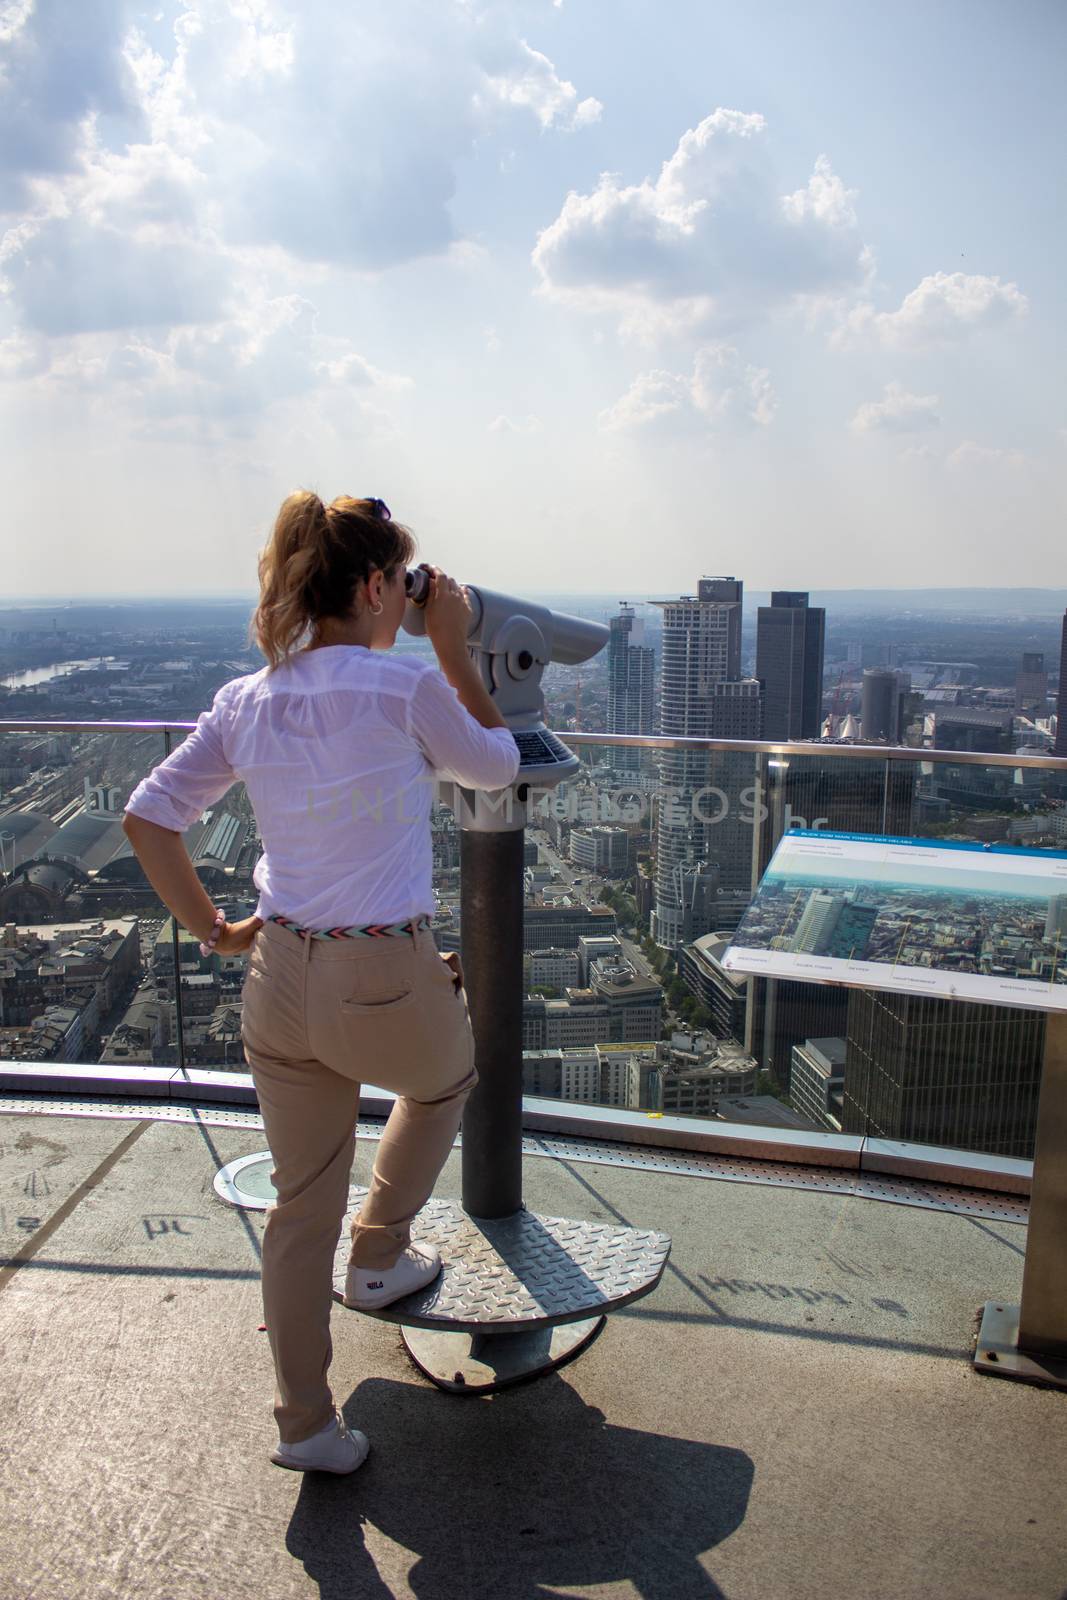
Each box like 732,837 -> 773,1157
213,1153 -> 277,1208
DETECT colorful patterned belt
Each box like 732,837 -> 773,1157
266,913 -> 432,942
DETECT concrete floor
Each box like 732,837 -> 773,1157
1,1108 -> 1065,1600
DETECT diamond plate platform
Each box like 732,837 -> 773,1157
331,1186 -> 672,1334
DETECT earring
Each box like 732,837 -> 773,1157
370,600 -> 384,616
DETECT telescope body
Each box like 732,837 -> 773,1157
402,583 -> 609,831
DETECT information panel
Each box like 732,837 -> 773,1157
722,830 -> 1067,1014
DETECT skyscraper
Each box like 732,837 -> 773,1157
826,900 -> 878,960
791,891 -> 878,960
842,989 -> 1044,1158
1015,652 -> 1048,717
793,891 -> 843,953
1055,611 -> 1067,758
650,579 -> 762,948
756,754 -> 916,876
607,603 -> 656,774
755,591 -> 826,740
860,668 -> 909,743
1045,895 -> 1067,942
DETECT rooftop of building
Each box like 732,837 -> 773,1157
0,1097 -> 1062,1599
590,969 -> 661,997
797,1035 -> 848,1069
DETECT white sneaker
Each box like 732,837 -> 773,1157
344,1240 -> 442,1310
270,1408 -> 370,1475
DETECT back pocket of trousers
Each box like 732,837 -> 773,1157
339,987 -> 415,1014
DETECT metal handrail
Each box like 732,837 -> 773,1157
3,718 -> 1066,773
565,731 -> 1067,773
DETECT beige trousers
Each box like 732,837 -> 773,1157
241,916 -> 477,1443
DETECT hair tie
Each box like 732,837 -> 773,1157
365,497 -> 391,520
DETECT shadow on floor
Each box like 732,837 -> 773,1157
282,1371 -> 753,1600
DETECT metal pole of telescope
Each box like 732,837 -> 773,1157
459,823 -> 525,1218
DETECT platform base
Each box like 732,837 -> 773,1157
333,1188 -> 671,1333
401,1315 -> 606,1393
974,1302 -> 1067,1390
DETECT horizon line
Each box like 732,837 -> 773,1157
4,585 -> 1067,606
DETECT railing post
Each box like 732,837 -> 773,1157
163,729 -> 187,1075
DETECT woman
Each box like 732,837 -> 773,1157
122,492 -> 520,1475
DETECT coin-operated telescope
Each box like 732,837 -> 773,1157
402,574 -> 609,830
393,575 -> 669,1392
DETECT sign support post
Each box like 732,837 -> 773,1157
975,1009 -> 1067,1389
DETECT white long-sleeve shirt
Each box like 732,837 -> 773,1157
123,644 -> 520,927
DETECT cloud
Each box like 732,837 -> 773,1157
0,0 -> 143,211
2,0 -> 602,290
484,40 -> 601,131
599,343 -> 776,433
126,3 -> 602,271
0,0 -> 601,433
4,216 -> 228,335
946,440 -> 1026,470
4,290 -> 410,440
0,328 -> 49,378
533,109 -> 868,338
488,413 -> 543,432
898,443 -> 940,463
840,271 -> 1028,349
850,381 -> 941,434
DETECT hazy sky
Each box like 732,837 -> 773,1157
2,0 -> 1064,599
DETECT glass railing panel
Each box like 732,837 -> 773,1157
3,718 -> 1062,1174
737,748 -> 1064,1161
161,725 -> 258,1072
0,718 -> 263,1075
743,750 -> 917,1136
430,795 -> 463,962
519,736 -> 812,1137
0,724 -> 176,1069
831,751 -> 1061,1161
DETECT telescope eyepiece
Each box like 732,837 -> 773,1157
403,565 -> 433,607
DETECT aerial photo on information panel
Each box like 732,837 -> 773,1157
722,830 -> 1067,1013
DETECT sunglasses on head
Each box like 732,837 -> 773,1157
363,497 -> 430,604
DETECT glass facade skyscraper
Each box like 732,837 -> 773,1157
1055,611 -> 1067,758
842,989 -> 1044,1157
606,604 -> 655,774
650,580 -> 761,948
755,591 -> 825,740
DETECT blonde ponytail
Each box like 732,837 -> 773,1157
250,490 -> 416,670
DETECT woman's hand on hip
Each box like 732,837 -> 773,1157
215,915 -> 265,956
441,951 -> 464,992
